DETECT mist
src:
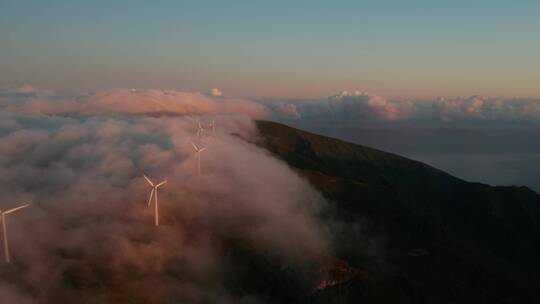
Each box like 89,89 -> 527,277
0,111 -> 330,303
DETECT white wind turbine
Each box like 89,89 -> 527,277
143,174 -> 167,227
192,142 -> 207,175
196,119 -> 205,138
1,203 -> 30,263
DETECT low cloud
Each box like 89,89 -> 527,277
272,103 -> 301,119
3,84 -> 539,301
0,86 -> 330,302
430,96 -> 540,122
263,91 -> 540,124
5,86 -> 540,123
266,91 -> 413,121
0,87 -> 267,118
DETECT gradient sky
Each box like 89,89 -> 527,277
1,0 -> 539,98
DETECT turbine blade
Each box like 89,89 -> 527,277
147,188 -> 154,207
156,180 -> 167,187
199,148 -> 206,152
143,174 -> 154,187
191,142 -> 199,151
3,203 -> 30,215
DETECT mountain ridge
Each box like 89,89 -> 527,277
253,120 -> 540,303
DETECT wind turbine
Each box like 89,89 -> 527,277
207,119 -> 215,134
196,119 -> 205,138
192,142 -> 207,175
143,174 -> 167,227
1,203 -> 30,263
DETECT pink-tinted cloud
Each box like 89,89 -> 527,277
0,112 -> 329,302
0,87 -> 268,118
5,86 -> 540,123
264,91 -> 540,122
209,88 -> 223,97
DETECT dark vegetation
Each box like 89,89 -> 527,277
250,120 -> 540,304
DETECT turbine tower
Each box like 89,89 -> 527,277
1,203 -> 30,263
207,119 -> 215,134
143,174 -> 167,227
196,120 -> 205,138
192,142 -> 207,175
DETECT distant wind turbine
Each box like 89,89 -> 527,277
207,119 -> 215,134
1,203 -> 30,263
143,174 -> 167,227
196,120 -> 205,138
192,142 -> 207,175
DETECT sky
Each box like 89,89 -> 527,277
2,3 -> 540,301
1,0 -> 540,98
2,1 -> 540,192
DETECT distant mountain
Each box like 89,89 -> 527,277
252,120 -> 540,304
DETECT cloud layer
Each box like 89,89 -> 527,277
266,91 -> 413,121
4,86 -> 540,123
2,84 -> 539,301
0,88 -> 329,302
264,91 -> 540,123
0,87 -> 267,118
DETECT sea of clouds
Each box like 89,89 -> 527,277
264,90 -> 540,123
4,85 -> 540,123
2,84 -> 539,301
0,86 -> 334,303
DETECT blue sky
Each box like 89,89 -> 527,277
1,0 -> 539,98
